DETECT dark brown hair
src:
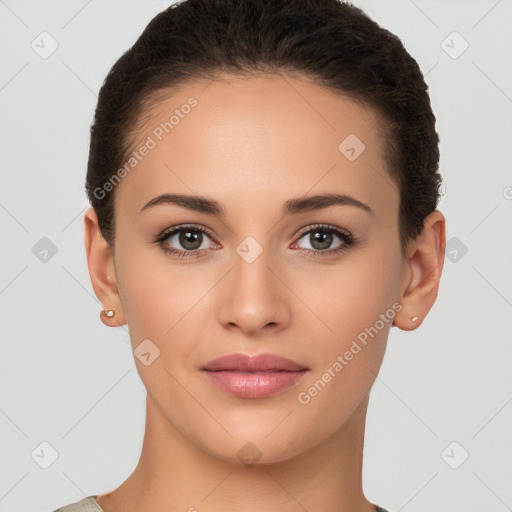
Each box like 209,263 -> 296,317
86,0 -> 442,256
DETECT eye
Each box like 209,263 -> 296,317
154,223 -> 356,259
292,224 -> 355,256
154,224 -> 218,258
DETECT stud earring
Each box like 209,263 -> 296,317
411,316 -> 419,322
102,309 -> 115,318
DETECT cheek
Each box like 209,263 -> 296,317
291,247 -> 400,394
115,249 -> 216,386
115,245 -> 203,338
292,263 -> 394,433
294,255 -> 395,343
114,257 -> 197,399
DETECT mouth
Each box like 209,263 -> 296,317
201,353 -> 309,399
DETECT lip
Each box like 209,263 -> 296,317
203,353 -> 308,372
202,353 -> 309,399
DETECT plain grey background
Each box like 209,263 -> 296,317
1,1 -> 511,511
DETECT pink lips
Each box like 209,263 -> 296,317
202,353 -> 309,399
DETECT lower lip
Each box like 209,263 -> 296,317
203,370 -> 308,399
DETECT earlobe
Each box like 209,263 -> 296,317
393,210 -> 446,331
84,207 -> 127,327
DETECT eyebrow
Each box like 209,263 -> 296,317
139,192 -> 373,216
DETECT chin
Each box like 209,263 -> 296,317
192,423 -> 317,467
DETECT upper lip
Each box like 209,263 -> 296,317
202,353 -> 308,372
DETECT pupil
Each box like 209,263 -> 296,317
312,231 -> 332,250
180,230 -> 201,250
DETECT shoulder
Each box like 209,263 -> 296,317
51,495 -> 104,512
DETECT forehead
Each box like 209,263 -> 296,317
115,73 -> 398,219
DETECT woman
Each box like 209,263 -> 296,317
53,0 -> 445,510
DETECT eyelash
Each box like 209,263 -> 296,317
154,223 -> 356,259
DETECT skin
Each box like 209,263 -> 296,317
84,73 -> 446,512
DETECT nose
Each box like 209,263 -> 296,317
217,243 -> 291,336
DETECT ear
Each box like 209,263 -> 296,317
84,207 -> 126,327
393,210 -> 446,331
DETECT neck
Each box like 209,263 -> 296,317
97,394 -> 376,512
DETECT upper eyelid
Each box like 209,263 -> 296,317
296,223 -> 351,238
159,223 -> 213,236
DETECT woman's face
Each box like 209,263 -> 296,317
109,73 -> 409,463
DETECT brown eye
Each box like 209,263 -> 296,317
173,229 -> 205,251
307,230 -> 334,251
155,224 -> 217,258
162,228 -> 211,251
293,224 -> 355,255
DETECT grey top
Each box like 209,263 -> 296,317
52,496 -> 103,511
52,495 -> 391,511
